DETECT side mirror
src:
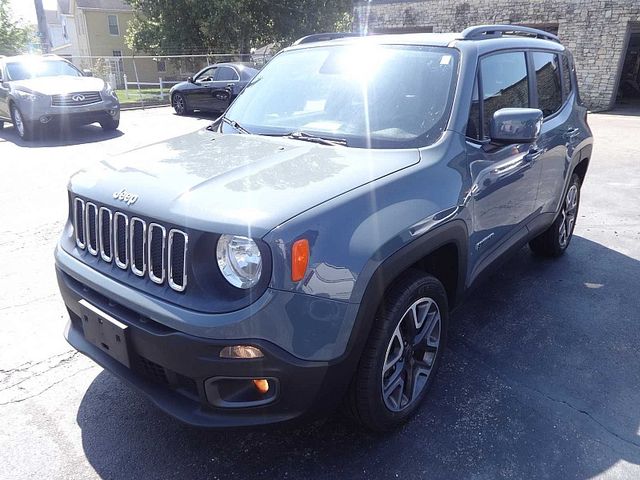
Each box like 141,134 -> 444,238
188,76 -> 194,83
490,108 -> 543,144
82,69 -> 93,77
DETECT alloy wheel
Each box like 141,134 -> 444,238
381,297 -> 441,412
173,95 -> 185,114
558,184 -> 579,248
13,107 -> 25,138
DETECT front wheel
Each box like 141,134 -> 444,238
100,117 -> 119,131
345,270 -> 448,431
11,104 -> 34,140
529,173 -> 581,257
172,93 -> 190,115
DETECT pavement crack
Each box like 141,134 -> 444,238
0,366 -> 93,406
0,350 -> 79,391
450,337 -> 640,452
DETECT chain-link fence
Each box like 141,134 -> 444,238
67,53 -> 273,107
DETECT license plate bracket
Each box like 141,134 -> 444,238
79,299 -> 131,368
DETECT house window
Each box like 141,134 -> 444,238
108,15 -> 119,35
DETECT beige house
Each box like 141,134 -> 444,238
46,0 -> 160,87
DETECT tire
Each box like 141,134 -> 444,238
11,104 -> 34,140
172,93 -> 190,115
100,118 -> 119,131
529,173 -> 581,257
345,270 -> 449,431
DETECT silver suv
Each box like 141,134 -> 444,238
0,54 -> 120,140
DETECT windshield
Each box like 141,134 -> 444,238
6,59 -> 83,81
223,44 -> 459,149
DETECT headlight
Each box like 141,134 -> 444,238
216,235 -> 262,289
15,90 -> 38,101
105,85 -> 118,100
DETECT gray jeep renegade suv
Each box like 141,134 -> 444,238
55,25 -> 593,430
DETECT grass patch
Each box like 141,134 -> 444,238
115,88 -> 170,105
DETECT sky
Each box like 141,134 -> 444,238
9,0 -> 58,24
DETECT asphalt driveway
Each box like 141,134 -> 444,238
0,107 -> 638,479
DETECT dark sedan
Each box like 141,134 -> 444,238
170,62 -> 258,115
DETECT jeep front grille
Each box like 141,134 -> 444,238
52,91 -> 102,107
72,198 -> 188,292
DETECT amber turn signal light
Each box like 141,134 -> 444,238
253,379 -> 270,394
291,239 -> 309,282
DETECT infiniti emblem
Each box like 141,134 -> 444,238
113,188 -> 139,206
72,94 -> 85,102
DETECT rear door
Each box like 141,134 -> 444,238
209,65 -> 241,111
529,51 -> 572,212
466,51 -> 542,278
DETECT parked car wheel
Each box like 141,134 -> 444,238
345,270 -> 448,431
100,118 -> 120,131
529,173 -> 581,257
172,93 -> 190,115
11,104 -> 34,140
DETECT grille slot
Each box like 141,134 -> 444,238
130,218 -> 146,277
114,212 -> 129,269
85,202 -> 99,255
74,198 -> 86,248
52,91 -> 102,107
148,223 -> 166,284
71,198 -> 188,292
168,230 -> 188,292
99,207 -> 113,262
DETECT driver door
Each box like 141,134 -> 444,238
466,51 -> 542,281
189,66 -> 218,109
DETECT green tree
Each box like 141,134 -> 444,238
125,0 -> 353,54
0,0 -> 35,55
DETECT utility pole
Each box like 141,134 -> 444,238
34,0 -> 51,53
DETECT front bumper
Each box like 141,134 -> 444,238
56,261 -> 358,428
17,96 -> 120,125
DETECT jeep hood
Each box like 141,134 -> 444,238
12,76 -> 106,95
69,129 -> 421,236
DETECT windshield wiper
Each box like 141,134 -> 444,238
282,131 -> 347,147
220,116 -> 252,134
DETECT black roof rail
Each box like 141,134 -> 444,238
292,32 -> 362,46
460,24 -> 560,43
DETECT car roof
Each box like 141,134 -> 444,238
286,25 -> 565,54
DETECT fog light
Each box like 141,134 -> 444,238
108,109 -> 118,116
219,345 -> 263,359
253,379 -> 269,394
40,116 -> 51,124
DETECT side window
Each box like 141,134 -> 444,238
466,75 -> 481,140
480,52 -> 529,138
561,55 -> 572,101
196,67 -> 217,82
533,52 -> 562,117
216,67 -> 240,81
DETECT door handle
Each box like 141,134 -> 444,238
564,128 -> 580,139
524,148 -> 542,162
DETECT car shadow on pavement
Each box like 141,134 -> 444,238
0,124 -> 123,148
76,236 -> 640,479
